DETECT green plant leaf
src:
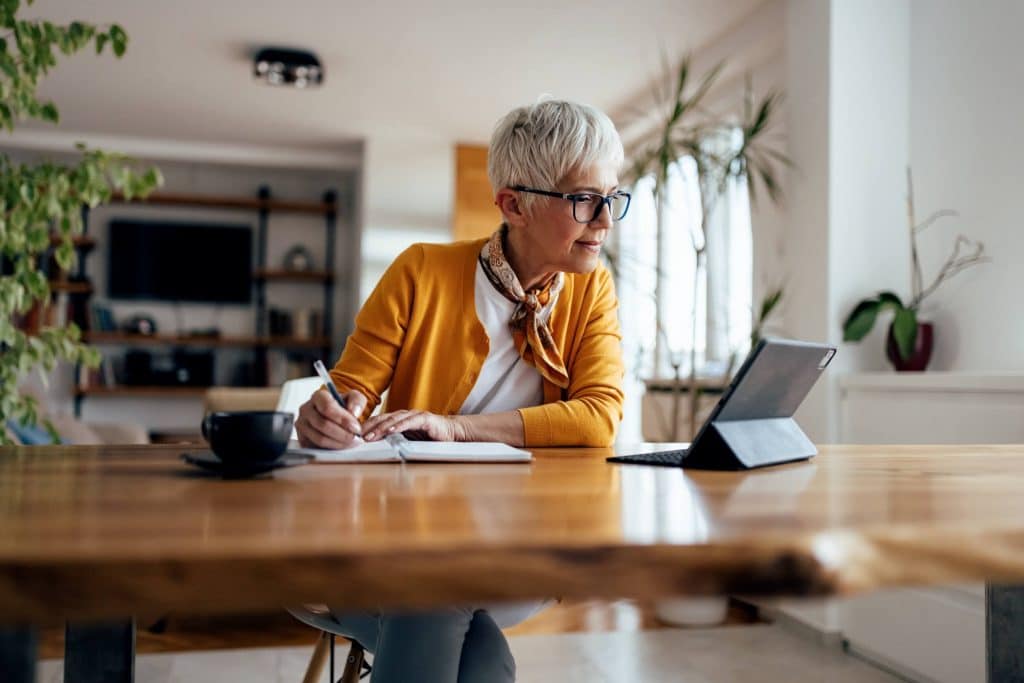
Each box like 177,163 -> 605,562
842,299 -> 881,342
877,291 -> 904,310
892,308 -> 918,361
39,101 -> 58,122
109,24 -> 126,57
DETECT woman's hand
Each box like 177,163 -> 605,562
294,389 -> 367,449
362,410 -> 466,442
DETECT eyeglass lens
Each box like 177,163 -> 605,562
572,194 -> 630,223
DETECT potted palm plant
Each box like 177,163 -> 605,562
621,57 -> 790,630
1,1 -> 162,443
841,168 -> 987,371
625,56 -> 791,439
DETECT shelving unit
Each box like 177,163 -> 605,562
76,386 -> 211,398
84,332 -> 331,350
71,186 -> 339,416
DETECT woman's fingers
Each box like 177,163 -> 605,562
312,390 -> 363,436
363,411 -> 454,442
363,411 -> 415,440
342,390 -> 368,422
296,414 -> 352,449
295,396 -> 357,448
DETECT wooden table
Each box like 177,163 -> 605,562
3,443 -> 1024,681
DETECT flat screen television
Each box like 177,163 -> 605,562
107,219 -> 253,304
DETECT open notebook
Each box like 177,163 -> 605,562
287,432 -> 532,463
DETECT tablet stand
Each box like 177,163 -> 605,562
683,417 -> 817,470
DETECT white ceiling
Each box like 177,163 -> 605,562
23,0 -> 763,151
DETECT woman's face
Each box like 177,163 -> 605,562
519,160 -> 619,279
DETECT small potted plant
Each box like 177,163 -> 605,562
842,168 -> 987,371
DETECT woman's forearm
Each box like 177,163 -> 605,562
451,410 -> 526,446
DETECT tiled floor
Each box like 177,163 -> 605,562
38,623 -> 902,682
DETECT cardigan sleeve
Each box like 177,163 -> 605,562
327,244 -> 423,419
517,266 -> 625,447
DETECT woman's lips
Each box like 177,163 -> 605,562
576,240 -> 601,253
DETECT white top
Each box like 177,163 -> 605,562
459,258 -> 549,628
459,260 -> 544,415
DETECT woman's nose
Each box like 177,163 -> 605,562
590,200 -> 613,227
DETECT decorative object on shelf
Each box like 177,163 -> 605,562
123,314 -> 157,336
292,307 -> 323,340
282,244 -> 315,272
842,168 -> 989,372
253,47 -> 323,88
268,308 -> 294,337
621,57 -> 791,437
0,2 -> 162,444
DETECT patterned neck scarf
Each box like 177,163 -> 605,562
479,225 -> 569,389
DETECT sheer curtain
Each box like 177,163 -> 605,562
612,132 -> 752,444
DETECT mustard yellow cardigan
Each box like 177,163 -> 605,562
328,238 -> 625,447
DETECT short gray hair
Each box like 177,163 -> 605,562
488,100 -> 624,211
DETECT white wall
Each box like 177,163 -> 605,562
360,128 -> 454,299
782,0 -> 833,443
781,0 -> 911,443
909,0 -> 1024,371
826,0 -> 912,435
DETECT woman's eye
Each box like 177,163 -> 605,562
575,194 -> 596,203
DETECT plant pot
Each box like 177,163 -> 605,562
886,321 -> 934,372
654,597 -> 730,627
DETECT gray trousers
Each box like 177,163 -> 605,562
331,608 -> 516,683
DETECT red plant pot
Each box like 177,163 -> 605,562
886,321 -> 934,372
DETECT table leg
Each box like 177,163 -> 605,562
987,584 -> 1024,682
65,619 -> 135,683
0,626 -> 37,683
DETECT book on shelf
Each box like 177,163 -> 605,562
76,358 -> 117,389
89,303 -> 117,332
101,358 -> 116,387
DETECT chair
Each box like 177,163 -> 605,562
289,605 -> 371,682
280,377 -> 373,681
275,376 -> 324,439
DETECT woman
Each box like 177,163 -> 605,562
294,99 -> 628,682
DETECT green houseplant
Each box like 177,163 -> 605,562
842,168 -> 987,371
625,56 -> 791,438
1,0 -> 161,443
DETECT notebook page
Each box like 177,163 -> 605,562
397,441 -> 532,463
287,439 -> 402,463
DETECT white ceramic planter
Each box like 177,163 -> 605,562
654,597 -> 729,627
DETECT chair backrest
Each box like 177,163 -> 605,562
276,376 -> 324,440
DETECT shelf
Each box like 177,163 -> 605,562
253,268 -> 334,283
85,332 -> 331,349
75,385 -> 212,398
839,372 -> 1024,393
49,234 -> 96,250
111,191 -> 336,215
49,280 -> 93,295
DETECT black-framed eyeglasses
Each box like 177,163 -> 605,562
513,185 -> 632,224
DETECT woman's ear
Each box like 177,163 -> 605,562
495,188 -> 528,228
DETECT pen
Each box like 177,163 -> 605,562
313,360 -> 363,440
313,359 -> 346,409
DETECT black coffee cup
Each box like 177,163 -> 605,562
201,411 -> 294,464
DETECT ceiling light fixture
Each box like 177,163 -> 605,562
253,47 -> 323,88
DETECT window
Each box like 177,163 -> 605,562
611,130 -> 753,444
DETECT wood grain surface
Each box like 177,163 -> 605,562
3,443 -> 1024,623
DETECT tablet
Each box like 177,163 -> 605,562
607,338 -> 836,470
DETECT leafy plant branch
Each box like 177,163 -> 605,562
1,0 -> 161,444
625,54 -> 791,437
842,167 -> 988,363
